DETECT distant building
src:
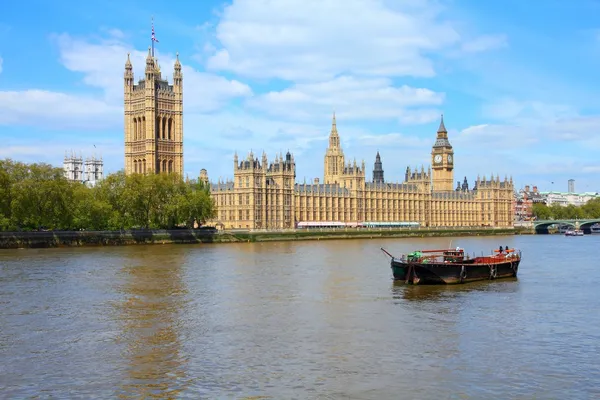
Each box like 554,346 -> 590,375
514,185 -> 545,221
63,151 -> 103,186
84,155 -> 104,187
372,151 -> 384,184
63,151 -> 84,182
542,191 -> 600,207
206,114 -> 515,230
568,179 -> 575,193
199,168 -> 209,184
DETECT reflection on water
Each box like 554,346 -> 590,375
1,235 -> 600,398
114,249 -> 190,398
392,278 -> 519,302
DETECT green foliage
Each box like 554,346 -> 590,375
531,198 -> 600,220
0,159 -> 216,231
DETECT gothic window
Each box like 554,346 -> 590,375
134,160 -> 138,173
168,118 -> 172,140
246,177 -> 249,188
162,159 -> 167,172
134,118 -> 138,140
143,159 -> 146,174
162,117 -> 167,140
168,160 -> 173,173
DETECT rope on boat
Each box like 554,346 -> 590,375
406,263 -> 414,284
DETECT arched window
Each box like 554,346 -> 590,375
168,160 -> 173,173
142,116 -> 146,140
168,118 -> 172,140
142,159 -> 146,174
134,160 -> 138,173
162,117 -> 167,140
133,118 -> 138,140
162,159 -> 167,172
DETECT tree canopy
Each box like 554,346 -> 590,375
0,159 -> 216,231
531,198 -> 600,220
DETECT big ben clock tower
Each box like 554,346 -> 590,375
431,115 -> 454,192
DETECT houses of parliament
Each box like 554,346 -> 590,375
123,48 -> 514,230
207,113 -> 514,230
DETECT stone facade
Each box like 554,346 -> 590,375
207,114 -> 514,230
64,151 -> 104,187
123,48 -> 183,176
84,155 -> 104,187
63,151 -> 84,182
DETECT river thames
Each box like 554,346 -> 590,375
1,234 -> 599,398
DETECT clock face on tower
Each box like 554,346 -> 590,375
434,154 -> 442,164
447,154 -> 453,163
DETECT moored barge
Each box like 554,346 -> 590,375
381,246 -> 521,285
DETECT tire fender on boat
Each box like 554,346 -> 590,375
460,265 -> 467,283
490,265 -> 497,279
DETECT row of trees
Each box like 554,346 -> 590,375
531,199 -> 600,220
0,159 -> 216,231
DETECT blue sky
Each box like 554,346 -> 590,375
2,0 -> 600,193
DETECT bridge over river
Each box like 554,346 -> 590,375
533,219 -> 600,234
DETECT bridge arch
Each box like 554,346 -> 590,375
533,219 -> 600,234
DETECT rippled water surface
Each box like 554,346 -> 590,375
1,235 -> 600,398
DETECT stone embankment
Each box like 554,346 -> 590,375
0,227 -> 522,249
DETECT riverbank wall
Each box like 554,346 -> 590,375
0,227 -> 520,249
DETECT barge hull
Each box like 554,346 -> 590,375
391,259 -> 519,285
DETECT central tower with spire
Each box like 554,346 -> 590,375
323,112 -> 345,185
431,114 -> 454,191
123,21 -> 183,176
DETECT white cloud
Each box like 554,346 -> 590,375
53,33 -> 252,112
461,34 -> 508,53
205,0 -> 464,81
482,98 -> 577,121
447,113 -> 600,190
248,76 -> 444,122
355,132 -> 431,149
582,166 -> 600,173
0,33 -> 253,131
0,90 -> 120,129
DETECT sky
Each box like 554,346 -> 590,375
1,0 -> 600,193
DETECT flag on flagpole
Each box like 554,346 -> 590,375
152,19 -> 159,43
151,17 -> 159,57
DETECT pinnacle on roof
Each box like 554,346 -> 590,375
330,111 -> 338,135
174,52 -> 181,69
125,53 -> 132,68
437,114 -> 447,133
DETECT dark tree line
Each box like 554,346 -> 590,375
531,199 -> 600,220
0,159 -> 216,231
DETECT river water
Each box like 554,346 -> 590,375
1,235 -> 599,399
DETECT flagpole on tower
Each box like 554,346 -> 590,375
151,16 -> 159,57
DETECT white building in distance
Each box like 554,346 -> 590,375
541,191 -> 600,207
63,151 -> 104,187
